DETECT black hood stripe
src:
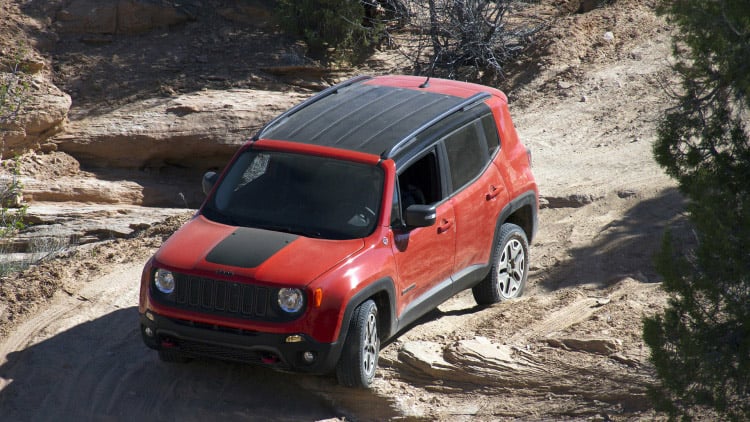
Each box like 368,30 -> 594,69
205,227 -> 298,268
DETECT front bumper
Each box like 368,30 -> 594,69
140,311 -> 343,374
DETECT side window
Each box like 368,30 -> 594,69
393,150 -> 441,225
443,121 -> 487,192
481,114 -> 500,156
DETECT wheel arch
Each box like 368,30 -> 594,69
339,277 -> 397,345
498,190 -> 538,243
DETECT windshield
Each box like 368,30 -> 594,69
202,149 -> 384,240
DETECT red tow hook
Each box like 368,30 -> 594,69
261,353 -> 280,364
161,338 -> 177,348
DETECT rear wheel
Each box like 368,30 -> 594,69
472,223 -> 529,305
336,300 -> 380,388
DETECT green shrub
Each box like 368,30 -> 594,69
275,0 -> 383,65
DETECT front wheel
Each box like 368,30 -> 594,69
472,223 -> 529,305
336,300 -> 380,388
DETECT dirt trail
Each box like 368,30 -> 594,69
0,1 -> 688,420
0,261 -> 400,421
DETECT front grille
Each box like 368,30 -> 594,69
175,275 -> 271,318
150,272 -> 303,322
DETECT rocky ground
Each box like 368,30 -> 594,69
0,0 -> 688,420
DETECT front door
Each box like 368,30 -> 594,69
390,149 -> 456,316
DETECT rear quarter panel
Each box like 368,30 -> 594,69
490,98 -> 537,199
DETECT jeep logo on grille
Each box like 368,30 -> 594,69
216,269 -> 234,277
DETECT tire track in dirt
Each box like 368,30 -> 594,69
375,196 -> 671,419
0,261 -> 400,421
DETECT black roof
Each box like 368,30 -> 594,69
256,76 -> 491,159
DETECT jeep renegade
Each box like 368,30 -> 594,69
139,75 -> 538,388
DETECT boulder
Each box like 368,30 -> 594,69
217,3 -> 273,26
1,76 -> 71,156
53,89 -> 308,170
21,176 -> 145,205
1,203 -> 192,254
55,0 -> 196,35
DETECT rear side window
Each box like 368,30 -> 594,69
443,122 -> 486,191
481,114 -> 500,156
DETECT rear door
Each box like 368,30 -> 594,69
444,115 -> 509,282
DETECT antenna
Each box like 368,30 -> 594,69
419,48 -> 442,88
419,75 -> 431,89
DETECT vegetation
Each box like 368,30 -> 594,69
0,50 -> 30,274
400,0 -> 546,82
643,0 -> 750,420
274,0 -> 385,65
0,48 -> 30,157
273,0 -> 546,82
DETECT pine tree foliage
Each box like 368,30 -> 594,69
644,1 -> 750,420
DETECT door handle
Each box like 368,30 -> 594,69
437,218 -> 453,233
486,184 -> 501,201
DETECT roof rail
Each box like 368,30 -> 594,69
254,75 -> 373,140
382,91 -> 491,158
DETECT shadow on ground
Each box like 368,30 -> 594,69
0,307 -> 400,421
536,187 -> 692,291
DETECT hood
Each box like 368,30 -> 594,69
154,216 -> 365,286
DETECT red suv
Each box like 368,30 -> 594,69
139,75 -> 538,388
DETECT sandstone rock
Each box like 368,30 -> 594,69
217,3 -> 273,26
1,77 -> 71,155
116,0 -> 194,34
21,176 -> 145,205
545,336 -> 623,355
56,1 -> 117,34
398,340 -> 456,377
54,89 -> 308,170
2,203 -> 191,253
447,337 -> 545,375
55,0 -> 194,35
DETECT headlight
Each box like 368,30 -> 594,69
278,288 -> 304,313
155,269 -> 176,294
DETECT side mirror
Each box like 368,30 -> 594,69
404,204 -> 436,228
202,171 -> 218,196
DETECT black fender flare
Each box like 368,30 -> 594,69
339,277 -> 398,342
321,277 -> 397,372
496,190 -> 538,244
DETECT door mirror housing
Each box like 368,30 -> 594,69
404,204 -> 437,228
202,171 -> 218,196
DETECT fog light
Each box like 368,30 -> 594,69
145,311 -> 155,321
144,327 -> 154,337
285,335 -> 304,343
303,351 -> 316,363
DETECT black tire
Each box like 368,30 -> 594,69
472,223 -> 529,305
158,349 -> 191,363
336,300 -> 380,388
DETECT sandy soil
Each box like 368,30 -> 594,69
0,1 -> 689,420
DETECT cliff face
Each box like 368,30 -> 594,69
5,0 -> 318,189
0,0 -> 308,250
